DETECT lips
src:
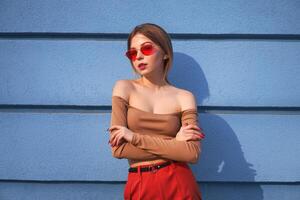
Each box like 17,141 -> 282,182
138,63 -> 147,69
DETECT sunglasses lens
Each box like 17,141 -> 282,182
125,44 -> 155,61
126,50 -> 137,61
141,44 -> 154,55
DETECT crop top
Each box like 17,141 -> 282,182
110,95 -> 202,164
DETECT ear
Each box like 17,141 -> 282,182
163,55 -> 168,60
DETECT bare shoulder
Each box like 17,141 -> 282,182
112,79 -> 134,101
175,88 -> 197,111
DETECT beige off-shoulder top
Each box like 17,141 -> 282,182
110,95 -> 202,164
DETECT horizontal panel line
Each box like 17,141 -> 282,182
0,105 -> 300,114
0,32 -> 300,40
0,179 -> 299,185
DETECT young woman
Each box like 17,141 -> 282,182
108,23 -> 205,200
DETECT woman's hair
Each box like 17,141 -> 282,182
127,23 -> 173,84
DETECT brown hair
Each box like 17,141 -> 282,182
127,23 -> 173,84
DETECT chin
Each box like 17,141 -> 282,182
138,68 -> 149,74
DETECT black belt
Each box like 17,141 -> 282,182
128,161 -> 172,173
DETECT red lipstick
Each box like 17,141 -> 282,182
138,63 -> 147,70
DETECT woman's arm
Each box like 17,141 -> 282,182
111,141 -> 161,160
129,108 -> 202,164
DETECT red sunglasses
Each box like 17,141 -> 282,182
125,43 -> 156,61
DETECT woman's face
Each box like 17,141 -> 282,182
129,33 -> 166,76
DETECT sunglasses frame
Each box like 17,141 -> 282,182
125,42 -> 157,61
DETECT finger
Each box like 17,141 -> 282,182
185,124 -> 201,131
191,124 -> 201,130
186,135 -> 201,141
191,133 -> 204,140
110,134 -> 115,146
183,124 -> 199,130
111,134 -> 118,147
109,129 -> 119,136
193,131 -> 205,138
192,134 -> 202,141
107,126 -> 121,133
183,129 -> 197,133
195,130 -> 205,138
109,125 -> 121,132
112,131 -> 122,146
182,129 -> 203,136
199,132 -> 205,138
198,134 -> 205,139
189,130 -> 205,136
184,133 -> 201,140
183,124 -> 193,129
110,130 -> 120,145
109,130 -> 118,141
113,131 -> 124,146
182,129 -> 205,139
193,125 -> 203,132
115,134 -> 124,146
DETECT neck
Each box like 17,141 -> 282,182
139,76 -> 169,91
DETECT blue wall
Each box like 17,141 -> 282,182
0,1 -> 299,199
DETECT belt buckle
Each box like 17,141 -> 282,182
148,165 -> 158,173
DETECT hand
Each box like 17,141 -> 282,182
108,125 -> 134,147
176,123 -> 205,141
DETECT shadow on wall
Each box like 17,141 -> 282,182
169,52 -> 264,200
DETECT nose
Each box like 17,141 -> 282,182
136,50 -> 144,60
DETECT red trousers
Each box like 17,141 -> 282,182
124,161 -> 202,200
